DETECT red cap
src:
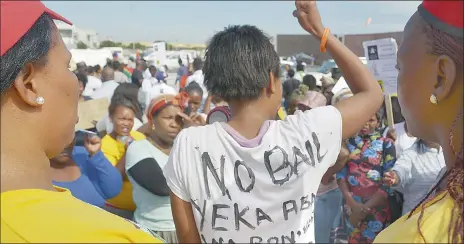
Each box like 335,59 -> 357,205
1,1 -> 72,56
418,1 -> 464,37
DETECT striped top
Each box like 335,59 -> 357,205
391,141 -> 446,214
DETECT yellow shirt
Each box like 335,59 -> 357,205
1,187 -> 163,243
374,191 -> 458,243
101,130 -> 145,211
277,107 -> 287,120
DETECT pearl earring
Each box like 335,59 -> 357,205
152,124 -> 155,130
429,94 -> 438,105
35,96 -> 45,105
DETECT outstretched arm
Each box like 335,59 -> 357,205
294,1 -> 383,139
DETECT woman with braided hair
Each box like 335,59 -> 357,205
374,1 -> 463,243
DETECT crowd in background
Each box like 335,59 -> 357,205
1,0 -> 462,243
59,41 -> 448,243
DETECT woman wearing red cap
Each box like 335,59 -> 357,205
0,1 -> 162,243
374,1 -> 464,243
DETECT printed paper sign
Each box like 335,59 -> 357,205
363,38 -> 399,95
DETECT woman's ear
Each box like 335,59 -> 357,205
13,63 -> 43,107
434,55 -> 457,103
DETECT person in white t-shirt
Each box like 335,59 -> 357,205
382,96 -> 417,157
186,58 -> 210,112
91,67 -> 119,101
384,122 -> 417,158
141,66 -> 158,93
143,67 -> 152,80
163,3 -> 384,243
144,83 -> 177,110
83,66 -> 102,98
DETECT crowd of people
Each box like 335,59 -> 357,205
1,0 -> 463,243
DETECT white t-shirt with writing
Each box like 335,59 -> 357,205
163,106 -> 342,243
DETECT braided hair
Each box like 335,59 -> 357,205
407,14 -> 464,244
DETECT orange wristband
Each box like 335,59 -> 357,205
320,28 -> 330,53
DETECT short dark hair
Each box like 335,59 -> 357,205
137,60 -> 147,70
331,68 -> 342,81
185,82 -> 204,98
193,58 -> 203,71
112,61 -> 121,70
296,63 -> 304,72
94,65 -> 101,73
287,69 -> 295,78
0,14 -> 53,94
77,62 -> 86,69
87,66 -> 95,74
76,73 -> 88,86
302,75 -> 317,90
108,94 -> 137,117
203,25 -> 280,102
149,65 -> 156,71
112,83 -> 143,121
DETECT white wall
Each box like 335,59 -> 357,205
74,28 -> 99,49
54,21 -> 99,49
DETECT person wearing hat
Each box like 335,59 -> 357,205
374,1 -> 464,243
0,1 -> 162,242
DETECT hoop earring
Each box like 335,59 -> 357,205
429,94 -> 438,105
35,97 -> 45,105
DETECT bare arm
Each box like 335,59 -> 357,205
338,179 -> 357,207
114,155 -> 127,176
322,143 -> 349,182
294,1 -> 383,140
326,35 -> 383,139
203,95 -> 213,114
170,192 -> 201,243
364,191 -> 388,210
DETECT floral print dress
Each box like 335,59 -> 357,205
336,132 -> 396,243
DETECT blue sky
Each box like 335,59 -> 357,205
44,1 -> 420,44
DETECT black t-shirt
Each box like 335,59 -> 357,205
131,69 -> 143,87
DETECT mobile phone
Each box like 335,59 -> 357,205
74,129 -> 97,147
117,136 -> 133,145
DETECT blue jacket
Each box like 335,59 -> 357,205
53,146 -> 123,207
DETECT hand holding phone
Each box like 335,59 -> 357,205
117,136 -> 134,149
82,131 -> 101,156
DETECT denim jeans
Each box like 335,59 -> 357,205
314,188 -> 343,243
